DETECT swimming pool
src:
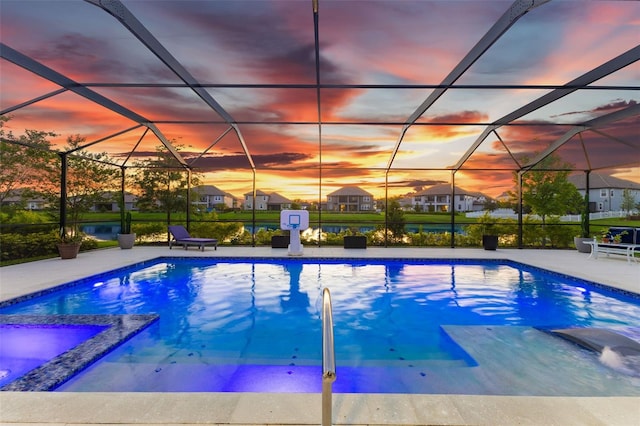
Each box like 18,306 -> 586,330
0,257 -> 639,395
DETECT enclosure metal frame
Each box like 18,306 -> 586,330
0,0 -> 638,245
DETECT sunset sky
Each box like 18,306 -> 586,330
1,0 -> 638,201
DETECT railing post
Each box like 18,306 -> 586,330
322,287 -> 336,426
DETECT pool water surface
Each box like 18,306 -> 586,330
0,324 -> 106,387
1,257 -> 639,395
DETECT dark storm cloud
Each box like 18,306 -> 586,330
28,32 -> 176,83
424,111 -> 489,124
187,152 -> 313,170
551,99 -> 638,118
383,180 -> 448,192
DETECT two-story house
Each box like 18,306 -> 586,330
326,186 -> 375,212
243,190 -> 292,211
194,185 -> 237,211
568,173 -> 640,212
412,184 -> 485,212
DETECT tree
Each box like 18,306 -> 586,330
516,154 -> 583,246
58,135 -> 119,236
517,154 -> 583,222
621,188 -> 635,214
133,144 -> 200,214
0,117 -> 58,207
386,199 -> 405,241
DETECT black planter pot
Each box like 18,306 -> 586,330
271,235 -> 290,248
482,235 -> 498,251
344,235 -> 367,249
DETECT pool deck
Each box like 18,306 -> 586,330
0,246 -> 639,426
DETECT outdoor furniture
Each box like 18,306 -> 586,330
586,227 -> 639,263
168,225 -> 218,251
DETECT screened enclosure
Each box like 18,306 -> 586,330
1,0 -> 638,249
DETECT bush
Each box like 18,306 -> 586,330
1,231 -> 59,261
465,215 -> 518,247
406,230 -> 452,246
132,222 -> 166,243
1,230 -> 99,262
0,210 -> 56,235
542,217 -> 576,248
191,220 -> 244,242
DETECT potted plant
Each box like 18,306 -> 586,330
117,211 -> 136,249
573,209 -> 592,253
57,227 -> 83,259
481,221 -> 498,251
608,229 -> 628,244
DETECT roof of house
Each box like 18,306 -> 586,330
243,189 -> 270,197
267,192 -> 292,204
99,191 -> 138,203
195,185 -> 228,196
415,184 -> 476,196
3,188 -> 48,203
568,173 -> 640,190
327,186 -> 374,197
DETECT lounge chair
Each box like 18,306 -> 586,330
168,225 -> 218,251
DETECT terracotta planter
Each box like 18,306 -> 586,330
57,242 -> 81,259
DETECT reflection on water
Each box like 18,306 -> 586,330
2,258 -> 639,394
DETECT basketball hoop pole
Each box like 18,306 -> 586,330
280,210 -> 308,256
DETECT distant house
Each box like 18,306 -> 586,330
568,173 -> 640,212
326,186 -> 375,212
91,191 -> 138,212
243,190 -> 292,211
194,185 -> 237,211
265,192 -> 293,211
412,184 -> 488,212
397,196 -> 414,211
495,192 -> 511,204
1,189 -> 48,210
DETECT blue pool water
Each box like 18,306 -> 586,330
1,257 -> 639,395
0,324 -> 107,387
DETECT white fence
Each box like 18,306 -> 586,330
465,209 -> 634,222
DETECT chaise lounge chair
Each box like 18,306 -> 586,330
168,225 -> 218,251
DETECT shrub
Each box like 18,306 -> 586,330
1,231 -> 58,261
191,220 -> 244,242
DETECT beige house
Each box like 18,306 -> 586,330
243,190 -> 292,211
194,185 -> 237,211
412,184 -> 488,212
326,186 -> 375,212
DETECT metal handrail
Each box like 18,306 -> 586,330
322,287 -> 336,426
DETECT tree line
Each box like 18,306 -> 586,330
2,117 -> 638,261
